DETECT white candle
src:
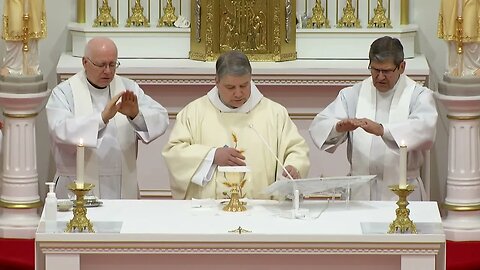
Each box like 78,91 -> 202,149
399,141 -> 407,189
457,0 -> 463,17
76,139 -> 85,185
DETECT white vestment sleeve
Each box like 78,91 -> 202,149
191,148 -> 217,186
309,87 -> 350,153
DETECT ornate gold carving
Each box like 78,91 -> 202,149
455,16 -> 464,55
190,0 -> 296,62
368,0 -> 392,28
93,0 -> 118,27
158,0 -> 178,27
337,0 -> 361,28
306,0 -> 330,28
388,185 -> 417,234
194,0 -> 201,42
126,0 -> 150,27
65,183 -> 95,233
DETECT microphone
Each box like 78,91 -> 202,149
248,124 -> 294,180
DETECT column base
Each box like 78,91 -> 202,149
443,210 -> 480,241
0,208 -> 39,239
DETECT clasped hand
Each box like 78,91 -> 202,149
101,90 -> 139,124
335,118 -> 384,136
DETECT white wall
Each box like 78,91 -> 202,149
0,0 -> 449,202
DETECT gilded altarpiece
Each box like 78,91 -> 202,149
189,0 -> 297,62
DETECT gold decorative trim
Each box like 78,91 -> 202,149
446,115 -> 480,120
0,200 -> 42,209
400,0 -> 409,25
3,112 -> 38,118
444,203 -> 480,211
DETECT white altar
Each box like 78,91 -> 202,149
36,200 -> 445,270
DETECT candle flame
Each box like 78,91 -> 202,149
79,138 -> 84,146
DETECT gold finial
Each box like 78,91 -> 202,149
337,0 -> 361,28
22,12 -> 30,75
158,0 -> 178,27
93,0 -> 118,27
306,0 -> 330,28
126,0 -> 150,27
368,0 -> 392,28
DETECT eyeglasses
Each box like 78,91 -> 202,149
86,57 -> 120,70
368,65 -> 398,76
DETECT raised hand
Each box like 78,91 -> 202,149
101,92 -> 122,124
118,90 -> 139,119
357,118 -> 384,136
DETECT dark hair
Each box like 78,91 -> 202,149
369,36 -> 404,66
215,51 -> 252,80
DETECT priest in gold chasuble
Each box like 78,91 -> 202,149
163,51 -> 309,199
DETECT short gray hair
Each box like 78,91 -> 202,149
215,51 -> 252,80
369,36 -> 404,66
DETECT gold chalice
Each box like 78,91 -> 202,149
218,166 -> 250,212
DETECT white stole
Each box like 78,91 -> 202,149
70,71 -> 138,198
352,75 -> 415,198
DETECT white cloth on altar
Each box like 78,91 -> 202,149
46,71 -> 168,199
309,75 -> 437,200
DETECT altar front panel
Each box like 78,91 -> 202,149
35,200 -> 445,270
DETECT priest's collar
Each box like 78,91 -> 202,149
207,81 -> 264,113
86,78 -> 108,90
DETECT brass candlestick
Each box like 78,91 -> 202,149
368,0 -> 391,28
65,183 -> 95,233
388,184 -> 417,234
337,0 -> 361,28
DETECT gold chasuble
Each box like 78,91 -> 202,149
163,95 -> 309,200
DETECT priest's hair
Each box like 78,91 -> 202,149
216,51 -> 252,80
369,36 -> 404,67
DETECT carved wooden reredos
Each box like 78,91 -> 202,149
189,0 -> 297,62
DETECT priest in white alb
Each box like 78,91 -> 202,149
162,50 -> 310,199
309,36 -> 438,201
46,37 -> 169,199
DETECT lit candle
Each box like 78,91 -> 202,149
399,141 -> 407,189
457,0 -> 463,17
76,139 -> 85,185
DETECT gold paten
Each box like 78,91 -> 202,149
190,0 -> 296,62
337,0 -> 361,28
368,0 -> 391,28
93,0 -> 118,27
229,226 -> 251,234
158,0 -> 178,27
388,184 -> 417,234
306,0 -> 330,28
126,0 -> 150,27
65,182 -> 95,233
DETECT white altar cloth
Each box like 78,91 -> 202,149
36,200 -> 445,270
